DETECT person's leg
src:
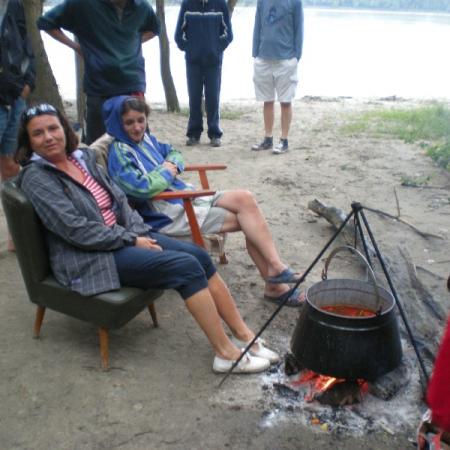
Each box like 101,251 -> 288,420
186,62 -> 204,141
149,231 -> 216,279
185,288 -> 241,360
215,194 -> 294,297
207,272 -> 253,341
114,244 -> 265,363
252,59 -> 276,150
216,190 -> 287,278
263,101 -> 275,138
280,102 -> 293,140
273,57 -> 298,150
85,95 -> 108,145
0,97 -> 26,251
204,64 -> 223,140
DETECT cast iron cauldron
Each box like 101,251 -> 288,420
291,246 -> 402,381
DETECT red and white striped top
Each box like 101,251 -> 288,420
69,157 -> 117,227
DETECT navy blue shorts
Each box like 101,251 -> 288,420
113,232 -> 216,300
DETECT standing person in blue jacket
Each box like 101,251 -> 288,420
251,0 -> 303,155
37,0 -> 160,145
175,0 -> 233,148
0,0 -> 35,251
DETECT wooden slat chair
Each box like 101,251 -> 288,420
154,164 -> 229,264
1,180 -> 163,370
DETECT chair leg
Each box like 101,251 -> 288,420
217,233 -> 228,264
148,303 -> 158,327
98,327 -> 109,371
33,305 -> 46,338
219,253 -> 229,265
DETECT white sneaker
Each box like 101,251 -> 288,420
272,138 -> 289,154
212,353 -> 270,374
233,337 -> 280,364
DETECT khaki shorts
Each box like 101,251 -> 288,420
253,57 -> 299,102
156,191 -> 227,237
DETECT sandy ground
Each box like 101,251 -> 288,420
1,97 -> 449,450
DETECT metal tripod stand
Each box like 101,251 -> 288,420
219,202 -> 430,388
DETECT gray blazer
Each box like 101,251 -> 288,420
19,148 -> 150,296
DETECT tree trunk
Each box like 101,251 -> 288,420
156,0 -> 180,112
227,0 -> 238,17
75,40 -> 86,136
23,0 -> 64,111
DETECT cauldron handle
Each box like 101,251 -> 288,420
322,245 -> 382,313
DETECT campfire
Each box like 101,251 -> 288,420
291,369 -> 369,406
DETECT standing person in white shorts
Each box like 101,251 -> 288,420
251,0 -> 304,154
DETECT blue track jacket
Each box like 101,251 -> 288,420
175,0 -> 233,66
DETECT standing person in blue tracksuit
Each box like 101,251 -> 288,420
175,0 -> 233,148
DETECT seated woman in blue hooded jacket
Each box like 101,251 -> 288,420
103,95 -> 303,307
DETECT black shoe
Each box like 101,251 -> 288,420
210,137 -> 221,147
186,137 -> 200,146
251,136 -> 273,151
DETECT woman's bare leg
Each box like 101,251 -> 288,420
207,273 -> 256,341
216,190 -> 286,278
185,286 -> 243,360
243,237 -> 292,297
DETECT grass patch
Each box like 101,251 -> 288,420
342,103 -> 450,172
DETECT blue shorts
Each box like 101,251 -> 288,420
0,97 -> 26,156
113,231 -> 217,300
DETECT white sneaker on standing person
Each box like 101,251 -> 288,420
251,0 -> 304,155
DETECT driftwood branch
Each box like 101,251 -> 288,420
398,247 -> 446,323
307,199 -> 376,257
393,187 -> 401,217
362,205 -> 445,240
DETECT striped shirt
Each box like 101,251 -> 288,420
69,157 -> 117,227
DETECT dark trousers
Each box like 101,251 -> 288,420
186,62 -> 223,140
113,232 -> 216,300
85,95 -> 109,145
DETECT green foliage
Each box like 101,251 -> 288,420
400,174 -> 431,187
342,103 -> 450,172
427,142 -> 450,172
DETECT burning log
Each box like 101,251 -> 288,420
314,380 -> 363,406
368,359 -> 411,401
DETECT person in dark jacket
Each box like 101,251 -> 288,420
37,0 -> 159,145
174,0 -> 233,148
0,0 -> 35,250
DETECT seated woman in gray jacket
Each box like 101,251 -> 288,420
14,103 -> 279,374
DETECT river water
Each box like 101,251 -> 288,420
42,6 -> 450,102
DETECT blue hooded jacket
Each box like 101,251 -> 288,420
103,96 -> 188,230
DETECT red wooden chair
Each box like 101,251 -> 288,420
154,164 -> 229,264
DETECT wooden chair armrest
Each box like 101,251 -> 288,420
185,164 -> 227,172
184,164 -> 227,189
152,189 -> 216,248
153,189 -> 215,201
